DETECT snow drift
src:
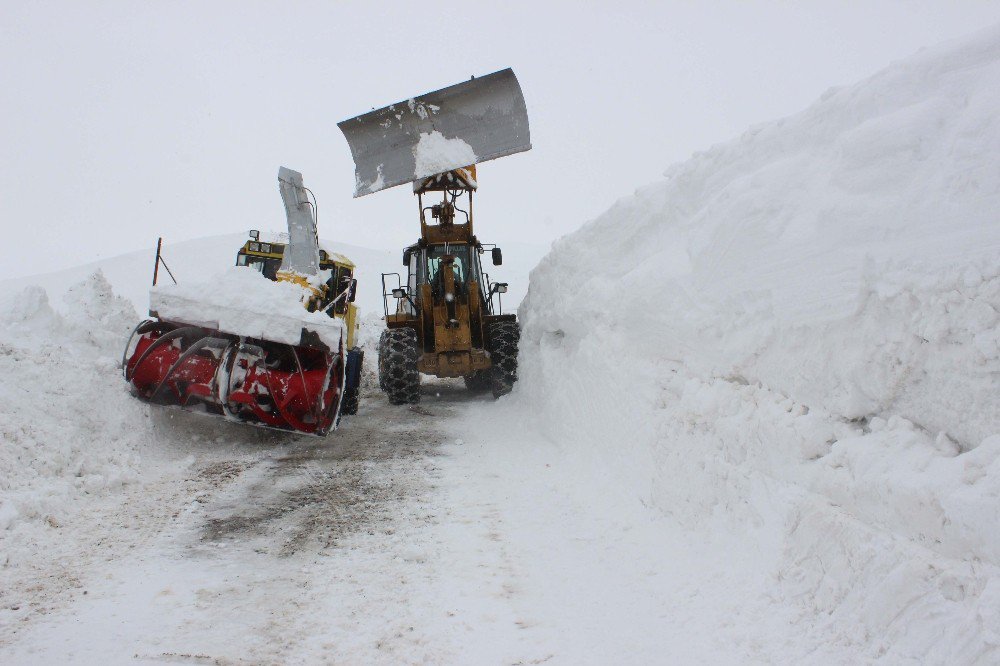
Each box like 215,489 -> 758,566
0,234 -> 398,321
0,233 -> 545,324
0,272 -> 150,534
518,26 -> 1000,662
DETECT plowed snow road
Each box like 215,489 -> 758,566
1,381 -> 859,665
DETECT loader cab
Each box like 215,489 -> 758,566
426,244 -> 474,296
393,242 -> 494,316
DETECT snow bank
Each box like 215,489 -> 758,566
0,272 -> 150,534
150,266 -> 344,349
517,26 -> 1000,661
0,234 -> 402,322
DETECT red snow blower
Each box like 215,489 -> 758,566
122,167 -> 362,436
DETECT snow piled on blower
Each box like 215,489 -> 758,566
516,26 -> 1000,662
150,266 -> 344,349
412,130 -> 478,180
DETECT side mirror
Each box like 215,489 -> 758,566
491,247 -> 503,266
403,250 -> 410,267
348,278 -> 358,302
249,229 -> 260,241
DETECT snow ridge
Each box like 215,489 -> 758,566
516,25 -> 1000,661
0,272 -> 148,533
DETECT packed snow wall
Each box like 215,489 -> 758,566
517,26 -> 1000,662
0,273 -> 151,534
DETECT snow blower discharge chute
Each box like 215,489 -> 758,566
122,168 -> 363,436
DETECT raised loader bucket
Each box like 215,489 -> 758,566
338,68 -> 531,197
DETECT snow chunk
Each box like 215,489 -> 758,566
367,164 -> 385,193
412,130 -> 477,179
61,269 -> 138,353
0,270 -> 136,355
406,98 -> 439,121
0,284 -> 60,331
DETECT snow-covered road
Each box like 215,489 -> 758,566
1,381 -> 502,664
1,378 -> 867,665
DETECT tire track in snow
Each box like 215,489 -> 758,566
0,382 -> 476,664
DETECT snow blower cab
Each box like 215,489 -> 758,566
122,167 -> 363,435
377,167 -> 519,400
236,233 -> 359,340
337,68 -> 530,403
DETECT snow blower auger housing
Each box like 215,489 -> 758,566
122,167 -> 363,436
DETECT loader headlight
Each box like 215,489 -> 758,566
249,242 -> 260,252
392,288 -> 407,298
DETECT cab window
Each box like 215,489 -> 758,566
237,254 -> 280,280
426,246 -> 471,294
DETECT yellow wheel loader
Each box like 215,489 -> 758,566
378,166 -> 519,401
338,69 -> 530,403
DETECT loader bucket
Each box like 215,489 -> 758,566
338,68 -> 531,197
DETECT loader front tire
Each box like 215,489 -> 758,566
378,327 -> 420,405
488,320 -> 519,398
377,330 -> 391,393
463,370 -> 492,392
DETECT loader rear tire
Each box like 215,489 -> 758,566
488,320 -> 519,398
378,327 -> 420,405
463,370 -> 492,392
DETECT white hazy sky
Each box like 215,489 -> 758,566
2,1 -> 1000,280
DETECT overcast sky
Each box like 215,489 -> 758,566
3,1 -> 1000,280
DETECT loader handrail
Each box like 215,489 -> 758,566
381,272 -> 419,318
380,273 -> 401,318
481,271 -> 508,315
